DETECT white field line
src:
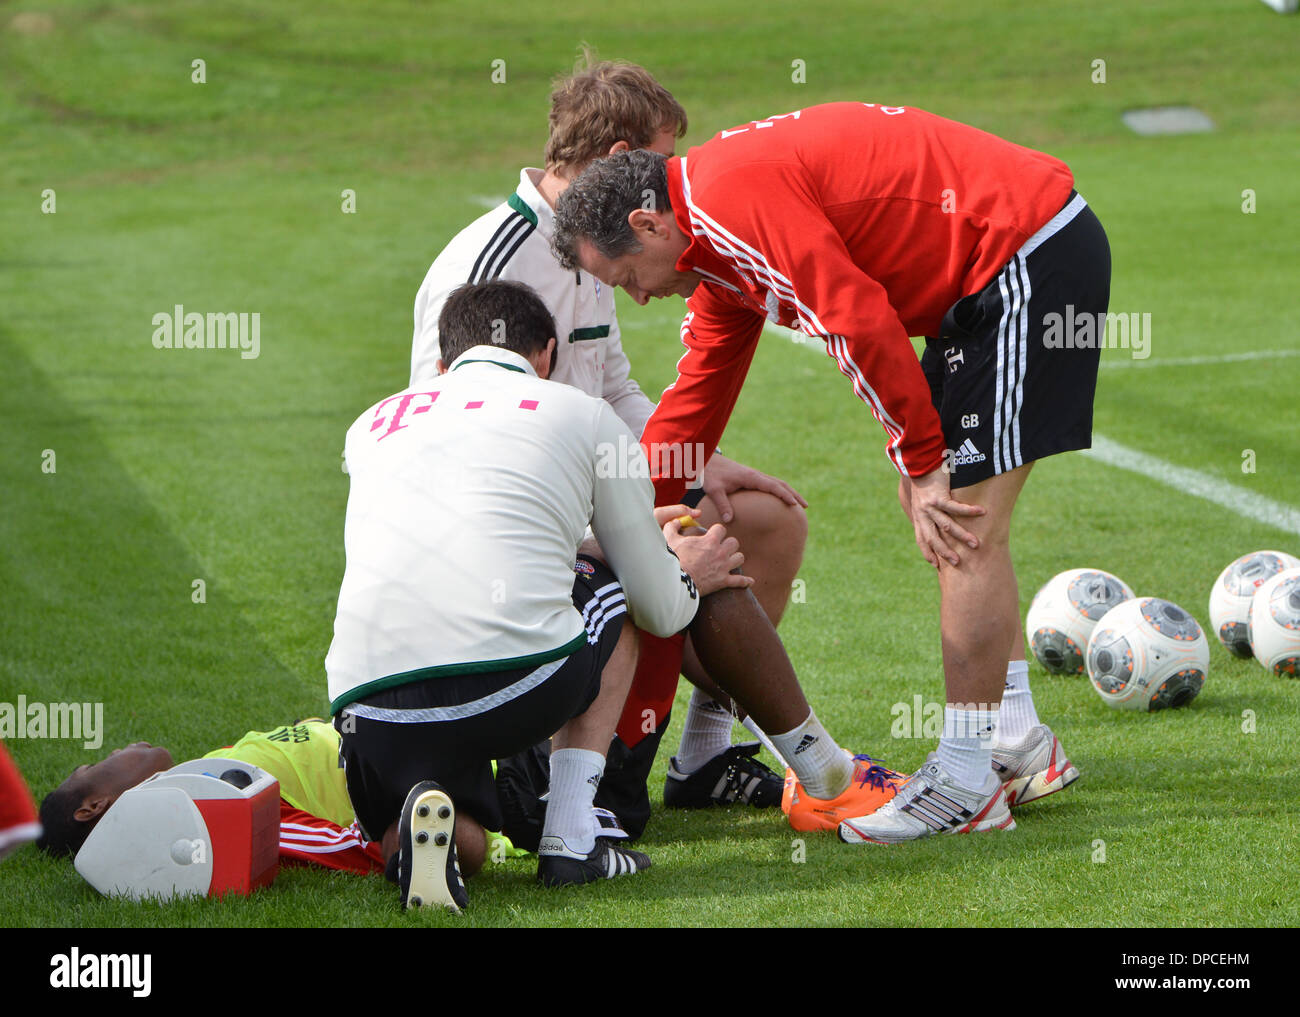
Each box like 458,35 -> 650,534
1099,348 -> 1300,370
767,323 -> 1300,536
766,323 -> 1300,371
1081,436 -> 1300,538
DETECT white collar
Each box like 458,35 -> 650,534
447,344 -> 537,377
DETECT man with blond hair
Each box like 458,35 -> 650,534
411,59 -> 856,840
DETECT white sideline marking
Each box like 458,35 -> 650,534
770,323 -> 1300,371
765,324 -> 1300,535
1083,435 -> 1300,537
1100,349 -> 1300,370
468,194 -> 507,209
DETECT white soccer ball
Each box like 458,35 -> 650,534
1025,568 -> 1136,675
1208,550 -> 1300,658
1247,568 -> 1300,678
1086,597 -> 1209,711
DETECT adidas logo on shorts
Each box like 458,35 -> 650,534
951,439 -> 987,466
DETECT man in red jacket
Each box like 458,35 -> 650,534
553,101 -> 1107,844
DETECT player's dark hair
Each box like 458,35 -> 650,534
35,785 -> 95,859
437,279 -> 557,371
552,149 -> 671,272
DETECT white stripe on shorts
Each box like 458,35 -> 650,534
1016,193 -> 1087,260
1011,253 -> 1032,469
340,654 -> 571,724
993,256 -> 1030,474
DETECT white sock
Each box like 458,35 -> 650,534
741,714 -> 787,770
675,688 -> 734,772
540,748 -> 604,856
996,660 -> 1039,746
770,711 -> 853,799
936,706 -> 999,792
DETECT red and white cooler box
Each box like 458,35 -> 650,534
75,758 -> 280,900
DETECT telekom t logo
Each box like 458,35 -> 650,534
370,392 -> 440,440
368,391 -> 542,440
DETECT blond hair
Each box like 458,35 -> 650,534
544,49 -> 687,177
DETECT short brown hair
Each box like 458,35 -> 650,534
544,50 -> 687,177
438,279 -> 557,369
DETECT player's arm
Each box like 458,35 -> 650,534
705,161 -> 981,561
590,403 -> 747,635
638,285 -> 767,506
733,165 -> 947,477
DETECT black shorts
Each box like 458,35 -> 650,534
920,193 -> 1111,488
335,556 -> 627,840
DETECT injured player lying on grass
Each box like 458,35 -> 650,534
33,719 -> 524,874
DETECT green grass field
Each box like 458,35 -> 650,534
2,0 -> 1298,928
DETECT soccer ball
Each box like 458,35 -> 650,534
1086,598 -> 1209,711
1247,568 -> 1300,677
1026,568 -> 1136,674
1208,550 -> 1300,658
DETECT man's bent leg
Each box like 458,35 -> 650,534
539,623 -> 653,885
552,623 -> 638,755
673,491 -> 807,796
686,583 -> 902,830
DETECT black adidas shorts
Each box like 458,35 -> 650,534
335,555 -> 627,840
919,193 -> 1111,488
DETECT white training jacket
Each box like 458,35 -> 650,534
411,168 -> 658,439
326,346 -> 698,713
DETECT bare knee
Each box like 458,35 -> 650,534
720,491 -> 807,554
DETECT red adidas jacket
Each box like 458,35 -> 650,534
640,102 -> 1074,500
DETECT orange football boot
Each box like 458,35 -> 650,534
786,755 -> 905,832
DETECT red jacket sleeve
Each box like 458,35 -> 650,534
694,161 -> 948,478
639,284 -> 766,506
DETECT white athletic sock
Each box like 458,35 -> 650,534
936,706 -> 999,792
996,660 -> 1039,746
770,711 -> 853,799
539,748 -> 604,856
675,688 -> 734,772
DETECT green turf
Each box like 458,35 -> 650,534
2,0 -> 1298,927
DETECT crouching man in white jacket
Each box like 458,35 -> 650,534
326,279 -> 746,911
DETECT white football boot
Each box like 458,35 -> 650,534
838,753 -> 1015,845
991,724 -> 1079,808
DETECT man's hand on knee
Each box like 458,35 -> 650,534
700,453 -> 806,524
663,516 -> 753,596
907,467 -> 985,568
